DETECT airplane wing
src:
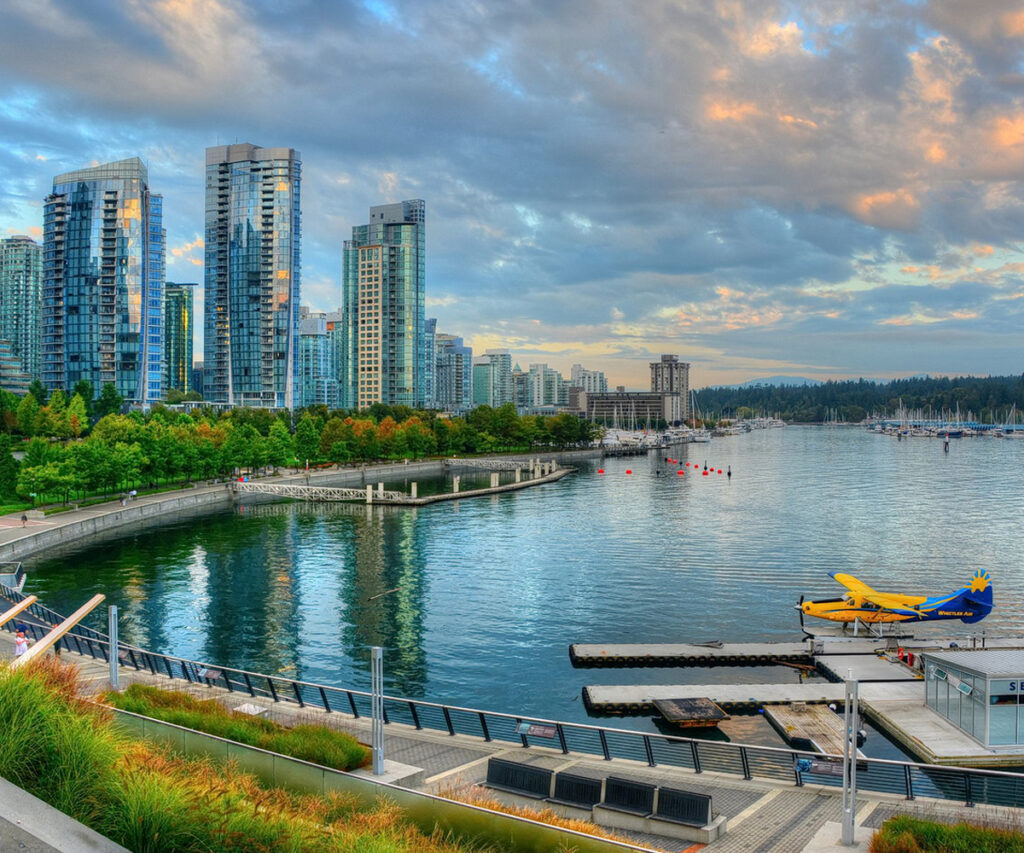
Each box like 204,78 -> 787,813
829,573 -> 878,595
862,592 -> 925,613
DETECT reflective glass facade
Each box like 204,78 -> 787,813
341,200 -> 425,409
204,144 -> 301,408
164,282 -> 195,393
434,332 -> 472,413
297,311 -> 340,408
0,235 -> 42,380
43,158 -> 165,403
924,651 -> 1024,747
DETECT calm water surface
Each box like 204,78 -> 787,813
26,427 -> 1024,746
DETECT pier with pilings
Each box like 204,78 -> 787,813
231,460 -> 570,506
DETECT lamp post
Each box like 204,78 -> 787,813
108,605 -> 119,689
841,670 -> 859,846
371,646 -> 384,775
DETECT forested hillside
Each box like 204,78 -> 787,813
695,375 -> 1024,424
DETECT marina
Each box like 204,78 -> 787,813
13,426 -> 1024,764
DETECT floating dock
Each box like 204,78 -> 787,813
569,637 -> 890,668
570,641 -> 813,668
652,697 -> 729,728
582,681 -> 923,715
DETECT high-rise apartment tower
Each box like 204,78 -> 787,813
650,354 -> 690,420
0,235 -> 42,380
43,158 -> 165,404
341,200 -> 425,409
204,144 -> 301,408
164,282 -> 196,394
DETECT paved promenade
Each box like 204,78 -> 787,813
2,482 -> 1023,851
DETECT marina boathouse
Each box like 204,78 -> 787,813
922,650 -> 1024,748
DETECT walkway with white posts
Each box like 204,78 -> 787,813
231,459 -> 569,505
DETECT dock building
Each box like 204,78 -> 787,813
923,650 -> 1024,749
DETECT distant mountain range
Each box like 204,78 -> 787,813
729,375 -> 823,388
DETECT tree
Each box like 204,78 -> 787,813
16,393 -> 39,437
72,379 -> 95,413
266,420 -> 293,467
65,394 -> 89,439
27,379 -> 47,405
95,383 -> 124,418
0,433 -> 19,497
318,417 -> 351,458
294,414 -> 321,465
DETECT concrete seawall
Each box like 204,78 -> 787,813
0,451 -> 598,566
0,486 -> 234,564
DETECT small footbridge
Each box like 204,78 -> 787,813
231,481 -> 412,504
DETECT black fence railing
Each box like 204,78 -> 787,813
4,582 -> 1024,811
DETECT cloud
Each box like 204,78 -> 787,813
0,0 -> 1022,386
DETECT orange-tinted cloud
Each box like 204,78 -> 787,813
705,99 -> 759,122
991,115 -> 1024,148
849,188 -> 921,230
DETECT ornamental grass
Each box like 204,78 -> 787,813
100,682 -> 370,772
438,779 -> 669,851
871,815 -> 1024,853
0,659 -> 498,853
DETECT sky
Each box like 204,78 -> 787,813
1,0 -> 1023,390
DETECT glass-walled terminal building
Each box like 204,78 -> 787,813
923,650 -> 1024,748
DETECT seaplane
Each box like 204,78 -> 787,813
798,569 -> 993,636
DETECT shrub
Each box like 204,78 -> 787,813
871,815 -> 1024,853
102,683 -> 370,771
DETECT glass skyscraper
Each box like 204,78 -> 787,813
204,144 -> 301,408
43,158 -> 165,403
341,199 -> 425,410
164,282 -> 196,393
0,235 -> 42,380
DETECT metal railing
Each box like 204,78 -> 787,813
3,582 -> 1024,811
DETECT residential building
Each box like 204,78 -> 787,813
0,339 -> 32,395
191,362 -> 204,399
43,158 -> 165,404
203,143 -> 301,408
578,390 -> 682,427
340,199 -> 426,410
0,235 -> 42,380
434,332 -> 472,413
650,354 -> 690,421
424,318 -> 436,408
471,349 -> 513,408
297,308 -> 339,409
164,282 -> 196,394
570,364 -> 607,394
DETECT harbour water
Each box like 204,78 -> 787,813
24,427 -> 1023,752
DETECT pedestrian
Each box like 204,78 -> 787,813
20,513 -> 27,527
14,631 -> 29,657
129,489 -> 137,501
119,493 -> 126,507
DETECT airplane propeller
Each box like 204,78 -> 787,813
796,595 -> 805,631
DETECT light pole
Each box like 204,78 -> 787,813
108,605 -> 119,689
371,646 -> 384,775
841,670 -> 859,846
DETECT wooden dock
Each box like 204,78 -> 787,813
763,703 -> 862,757
816,653 -> 919,683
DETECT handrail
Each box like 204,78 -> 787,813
3,581 -> 1024,810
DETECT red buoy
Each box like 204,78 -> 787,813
702,471 -> 708,476
717,469 -> 722,474
626,469 -> 632,474
598,469 -> 604,474
677,470 -> 684,475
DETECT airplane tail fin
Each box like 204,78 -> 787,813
955,569 -> 993,623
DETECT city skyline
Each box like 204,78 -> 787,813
1,2 -> 1023,389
